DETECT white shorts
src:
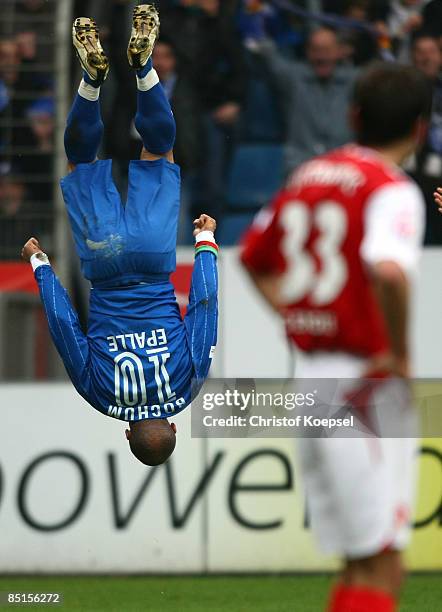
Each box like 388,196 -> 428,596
295,351 -> 418,559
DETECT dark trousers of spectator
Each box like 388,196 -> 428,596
192,113 -> 240,226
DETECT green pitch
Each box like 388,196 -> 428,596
0,575 -> 441,611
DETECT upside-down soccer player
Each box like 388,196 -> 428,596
21,5 -> 218,466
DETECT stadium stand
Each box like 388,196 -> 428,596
0,0 -> 59,381
216,211 -> 256,246
238,53 -> 284,143
226,143 -> 284,209
0,0 -> 56,261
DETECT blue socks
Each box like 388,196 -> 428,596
64,56 -> 176,164
134,58 -> 176,155
83,70 -> 101,88
136,57 -> 152,79
64,74 -> 103,164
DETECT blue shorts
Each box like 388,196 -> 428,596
60,159 -> 181,286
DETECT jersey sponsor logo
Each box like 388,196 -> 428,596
285,309 -> 337,336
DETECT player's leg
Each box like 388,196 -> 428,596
335,439 -> 413,608
299,434 -> 408,612
327,552 -> 401,612
127,4 -> 176,161
60,18 -> 126,285
64,17 -> 109,170
123,4 -> 180,279
337,548 -> 403,596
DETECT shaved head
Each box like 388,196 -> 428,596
127,419 -> 176,466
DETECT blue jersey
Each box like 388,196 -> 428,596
34,250 -> 218,421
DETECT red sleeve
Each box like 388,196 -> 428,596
240,190 -> 288,275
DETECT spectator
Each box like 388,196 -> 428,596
0,170 -> 30,259
102,3 -> 202,169
412,31 -> 442,79
422,0 -> 442,39
248,24 -> 357,174
0,1 -> 57,261
338,0 -> 379,66
157,0 -> 247,220
0,41 -> 16,165
195,2 -> 246,124
386,0 -> 427,61
322,0 -> 393,59
0,170 -> 25,218
152,38 -> 202,175
15,31 -> 37,62
409,33 -> 442,243
238,1 -> 304,51
0,36 -> 47,155
22,97 -> 55,214
324,0 -> 390,21
153,37 -> 203,241
0,39 -> 21,88
27,97 -> 54,153
103,0 -> 246,223
15,0 -> 55,70
0,39 -> 24,165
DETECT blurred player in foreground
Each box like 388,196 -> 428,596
21,5 -> 218,466
241,63 -> 431,611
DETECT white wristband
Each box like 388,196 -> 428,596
30,252 -> 50,271
195,230 -> 216,245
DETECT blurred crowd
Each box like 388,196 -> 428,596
2,0 -> 442,260
74,0 -> 442,245
0,0 -> 55,259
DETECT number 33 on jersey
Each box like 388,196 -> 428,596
240,145 -> 424,357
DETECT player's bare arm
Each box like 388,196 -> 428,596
241,207 -> 285,314
370,261 -> 410,378
434,186 -> 442,212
